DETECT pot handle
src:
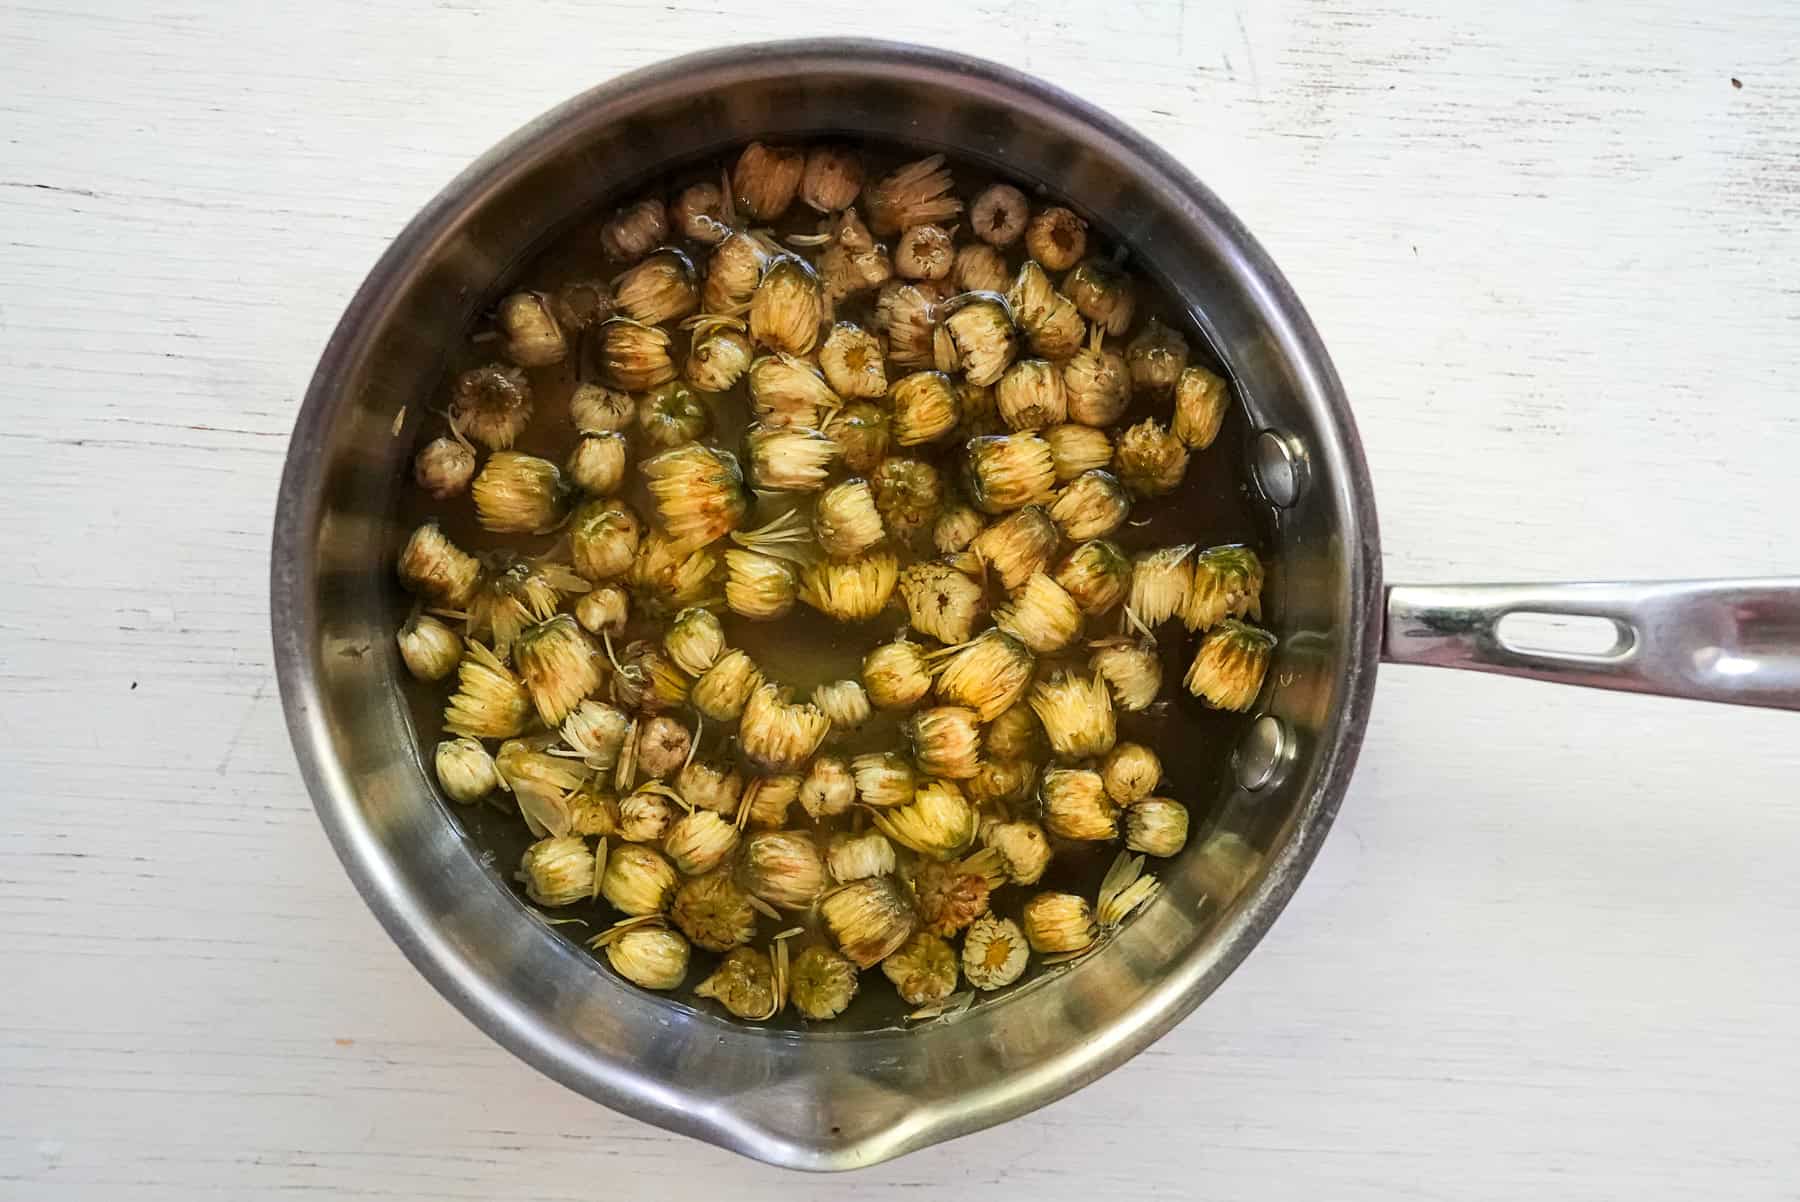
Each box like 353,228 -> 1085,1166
1382,579 -> 1800,711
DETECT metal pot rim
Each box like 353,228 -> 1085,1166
271,37 -> 1383,1170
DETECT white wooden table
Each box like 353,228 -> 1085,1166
5,2 -> 1798,1197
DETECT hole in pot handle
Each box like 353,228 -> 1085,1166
1382,579 -> 1800,711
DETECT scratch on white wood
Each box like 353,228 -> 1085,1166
3,0 -> 1800,1199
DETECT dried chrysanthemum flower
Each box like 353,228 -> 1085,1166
821,875 -> 916,968
745,352 -> 838,428
790,945 -> 859,1021
1041,767 -> 1119,841
551,278 -> 614,334
982,818 -> 1054,885
695,945 -> 779,1020
673,179 -> 732,245
1061,347 -> 1129,431
896,560 -> 985,645
988,704 -> 1043,761
805,680 -> 867,734
434,736 -> 498,804
601,843 -> 679,915
570,382 -> 635,433
569,498 -> 643,583
1089,636 -> 1162,713
655,608 -> 724,680
1061,258 -> 1136,336
1043,423 -> 1114,484
624,533 -> 720,621
1096,851 -> 1163,929
464,556 -> 587,657
934,629 -> 1034,721
749,256 -> 823,356
911,849 -> 1004,937
513,615 -> 603,728
609,640 -> 692,715
1054,539 -> 1130,617
671,869 -> 757,951
472,451 -> 568,535
869,456 -> 944,549
911,707 -> 983,780
561,698 -> 630,770
733,141 -> 805,221
618,788 -> 678,843
965,433 -> 1056,515
994,573 -> 1083,654
1114,419 -> 1189,499
1124,797 -> 1188,858
663,808 -> 741,876
1126,316 -> 1189,396
684,316 -> 755,393
969,183 -> 1029,247
996,358 -> 1068,432
566,781 -> 621,837
1170,363 -> 1230,449
740,773 -> 803,830
1184,544 -> 1265,632
800,144 -> 864,213
517,836 -> 595,907
871,776 -> 979,859
816,322 -> 887,400
1048,469 -> 1130,541
634,383 -> 709,455
601,196 -> 668,263
862,635 -> 933,711
677,759 -> 744,817
1022,891 -> 1095,954
962,913 -> 1029,991
635,716 -> 693,780
851,751 -> 916,809
894,223 -> 955,280
883,371 -> 957,447
450,363 -> 533,451
1030,670 -> 1117,762
596,318 -> 678,391
744,423 -> 839,491
1007,261 -> 1086,360
1184,619 -> 1275,711
690,648 -> 764,722
704,230 -> 775,315
739,684 -> 831,773
414,435 -> 476,500
881,931 -> 959,1007
615,247 -> 699,326
565,431 -> 627,497
965,756 -> 1037,807
797,754 -> 855,821
639,442 -> 748,552
1024,206 -> 1087,272
866,154 -> 961,235
805,479 -> 882,561
938,294 -> 1018,387
873,280 -> 939,370
494,737 -> 583,836
603,923 -> 690,991
799,551 -> 899,623
1130,544 -> 1196,626
955,243 -> 1011,294
827,830 -> 897,882
737,829 -> 827,910
397,612 -> 462,682
443,642 -> 533,741
932,502 -> 985,555
969,505 -> 1059,592
822,403 -> 889,478
722,549 -> 798,622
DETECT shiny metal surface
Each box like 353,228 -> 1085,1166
1385,580 -> 1800,709
1252,428 -> 1305,509
271,40 -> 1382,1169
1232,715 -> 1291,792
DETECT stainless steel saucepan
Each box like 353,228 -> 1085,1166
270,39 -> 1800,1172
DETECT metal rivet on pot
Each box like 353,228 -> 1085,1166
1232,715 -> 1288,792
1252,430 -> 1305,508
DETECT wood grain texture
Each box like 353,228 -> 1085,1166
4,0 -> 1798,1197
